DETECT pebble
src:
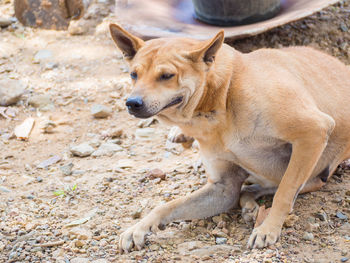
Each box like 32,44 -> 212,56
336,211 -> 348,220
284,214 -> 299,227
28,94 -> 54,111
33,50 -> 53,64
135,128 -> 155,139
91,142 -> 122,157
131,208 -> 142,219
215,237 -> 227,245
68,20 -> 89,35
314,211 -> 327,221
147,168 -> 166,180
91,104 -> 112,118
342,258 -> 349,262
60,163 -> 74,175
0,186 -> 11,192
0,79 -> 26,106
0,17 -> 12,27
115,159 -> 133,169
70,143 -> 95,157
91,260 -> 108,263
302,232 -> 314,241
70,257 -> 90,263
69,227 -> 92,240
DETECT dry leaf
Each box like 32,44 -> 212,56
254,205 -> 271,228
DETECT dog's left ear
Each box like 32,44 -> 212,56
188,30 -> 224,64
109,23 -> 145,60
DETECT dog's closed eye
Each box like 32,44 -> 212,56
159,73 -> 175,81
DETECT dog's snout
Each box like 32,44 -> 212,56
126,96 -> 144,111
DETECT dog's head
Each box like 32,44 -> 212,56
109,24 -> 224,121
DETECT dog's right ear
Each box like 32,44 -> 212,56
109,23 -> 145,60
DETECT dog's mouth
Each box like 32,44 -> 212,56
162,96 -> 183,111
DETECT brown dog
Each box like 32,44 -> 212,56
109,23 -> 350,253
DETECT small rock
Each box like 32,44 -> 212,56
36,177 -> 43,182
0,79 -> 26,106
135,128 -> 155,139
70,257 -> 90,263
336,211 -> 348,220
341,258 -> 349,263
147,168 -> 166,180
75,239 -> 86,247
315,211 -> 327,221
0,17 -> 12,27
340,22 -> 348,32
302,232 -> 314,241
60,163 -> 74,176
115,159 -> 133,169
33,50 -> 53,64
215,237 -> 227,245
284,214 -> 299,227
28,94 -> 54,111
131,208 -> 142,219
91,142 -> 122,157
91,260 -> 108,263
68,20 -> 89,35
70,143 -> 94,157
69,227 -> 92,240
91,104 -> 112,118
0,186 -> 11,192
37,155 -> 61,169
149,244 -> 159,251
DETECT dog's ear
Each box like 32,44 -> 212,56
109,23 -> 145,60
188,30 -> 224,64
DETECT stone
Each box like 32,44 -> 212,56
70,258 -> 90,263
60,163 -> 74,175
37,155 -> 61,169
135,128 -> 155,139
33,50 -> 53,64
70,143 -> 94,157
0,79 -> 26,106
91,260 -> 109,263
91,104 -> 112,118
115,159 -> 133,169
0,186 -> 11,192
336,211 -> 348,220
0,17 -> 12,27
68,20 -> 89,35
314,211 -> 327,221
302,232 -> 314,241
215,237 -> 227,245
68,227 -> 92,240
284,214 -> 299,227
147,168 -> 166,180
75,240 -> 86,247
91,142 -> 122,157
341,258 -> 349,262
28,94 -> 54,111
131,208 -> 142,219
36,177 -> 43,182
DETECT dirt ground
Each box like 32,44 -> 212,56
0,0 -> 350,262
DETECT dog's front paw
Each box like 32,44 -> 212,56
247,223 -> 281,249
119,219 -> 164,253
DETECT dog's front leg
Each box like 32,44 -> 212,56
248,112 -> 335,249
119,163 -> 247,253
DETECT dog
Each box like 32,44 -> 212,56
109,23 -> 350,253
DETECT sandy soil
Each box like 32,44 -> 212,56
0,0 -> 350,262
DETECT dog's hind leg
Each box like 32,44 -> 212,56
119,164 -> 247,253
240,184 -> 276,226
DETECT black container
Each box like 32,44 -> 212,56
192,0 -> 281,26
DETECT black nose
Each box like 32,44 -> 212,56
126,96 -> 144,111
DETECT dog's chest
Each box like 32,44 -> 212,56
223,136 -> 292,182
